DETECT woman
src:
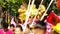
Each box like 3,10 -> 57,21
14,25 -> 24,34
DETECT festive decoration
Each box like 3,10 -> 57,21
56,0 -> 60,9
38,4 -> 46,13
38,4 -> 46,19
0,0 -> 60,33
46,11 -> 60,26
45,23 -> 52,34
30,0 -> 44,26
40,0 -> 54,21
30,4 -> 46,25
18,4 -> 27,21
30,4 -> 38,16
53,23 -> 60,34
24,0 -> 35,32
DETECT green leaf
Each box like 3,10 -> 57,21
5,0 -> 10,2
11,0 -> 16,3
0,0 -> 2,2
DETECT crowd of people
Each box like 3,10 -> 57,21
0,19 -> 60,34
0,20 -> 46,34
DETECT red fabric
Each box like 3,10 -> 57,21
56,0 -> 60,9
46,11 -> 60,26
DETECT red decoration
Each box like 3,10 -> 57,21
46,11 -> 60,26
56,0 -> 60,9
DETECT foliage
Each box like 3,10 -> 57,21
0,0 -> 59,16
0,0 -> 29,16
43,0 -> 59,14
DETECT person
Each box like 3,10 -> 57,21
10,24 -> 15,34
33,20 -> 46,34
10,24 -> 15,31
0,23 -> 13,34
15,25 -> 23,34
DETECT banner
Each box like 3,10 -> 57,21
46,11 -> 60,26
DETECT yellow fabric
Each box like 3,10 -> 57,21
53,23 -> 60,34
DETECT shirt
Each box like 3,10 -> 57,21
0,29 -> 13,34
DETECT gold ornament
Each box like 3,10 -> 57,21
30,4 -> 38,18
38,4 -> 46,15
18,6 -> 27,21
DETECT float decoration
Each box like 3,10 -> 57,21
46,11 -> 60,26
53,23 -> 60,34
56,0 -> 60,9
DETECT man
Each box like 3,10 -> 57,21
33,20 -> 46,34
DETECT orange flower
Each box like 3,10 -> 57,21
56,0 -> 60,9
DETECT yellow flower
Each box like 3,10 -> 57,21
19,13 -> 26,21
38,4 -> 46,12
30,4 -> 36,9
31,9 -> 38,15
18,8 -> 26,14
30,4 -> 38,15
18,7 -> 27,21
38,4 -> 46,18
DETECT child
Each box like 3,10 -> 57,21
10,24 -> 15,34
15,25 -> 23,34
33,20 -> 46,34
